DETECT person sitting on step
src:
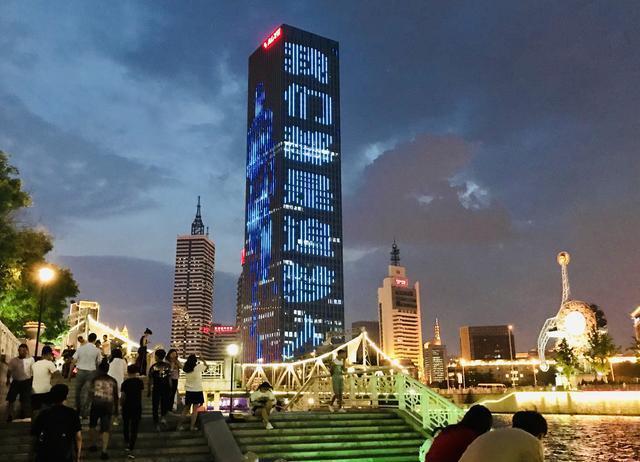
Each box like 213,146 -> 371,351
250,381 -> 276,430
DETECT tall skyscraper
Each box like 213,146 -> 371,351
378,242 -> 425,379
459,325 -> 515,361
171,197 -> 216,358
424,318 -> 447,384
238,25 -> 345,362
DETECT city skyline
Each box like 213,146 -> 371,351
2,2 -> 639,352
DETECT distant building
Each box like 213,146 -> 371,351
378,242 -> 424,379
632,307 -> 640,341
352,320 -> 380,345
424,318 -> 447,384
206,324 -> 240,361
68,300 -> 100,327
459,325 -> 515,361
171,197 -> 216,359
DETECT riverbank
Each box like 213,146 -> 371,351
467,390 -> 640,415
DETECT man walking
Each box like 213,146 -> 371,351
32,384 -> 82,462
72,332 -> 101,417
88,360 -> 119,460
31,346 -> 59,419
147,349 -> 171,431
5,343 -> 34,421
121,364 -> 144,458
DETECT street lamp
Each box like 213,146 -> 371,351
35,266 -> 55,358
226,343 -> 239,416
507,325 -> 516,388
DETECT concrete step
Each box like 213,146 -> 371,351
235,431 -> 420,445
229,418 -> 407,430
240,438 -> 425,453
254,446 -> 419,460
266,411 -> 400,421
231,424 -> 412,437
294,457 -> 418,462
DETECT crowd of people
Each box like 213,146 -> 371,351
3,329 -> 210,462
424,404 -> 548,462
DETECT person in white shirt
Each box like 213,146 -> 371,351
107,348 -> 127,397
72,332 -> 101,417
182,354 -> 208,431
5,343 -> 35,421
31,346 -> 59,418
250,382 -> 276,430
459,410 -> 548,462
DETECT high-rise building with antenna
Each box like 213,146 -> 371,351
171,197 -> 216,358
424,318 -> 447,384
378,241 -> 425,380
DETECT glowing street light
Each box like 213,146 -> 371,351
227,343 -> 239,416
35,266 -> 56,357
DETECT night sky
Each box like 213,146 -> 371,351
2,1 -> 639,353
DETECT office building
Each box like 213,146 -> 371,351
171,197 -> 216,358
378,242 -> 425,379
68,300 -> 100,327
459,325 -> 515,361
205,324 -> 240,361
238,24 -> 344,362
424,318 -> 447,384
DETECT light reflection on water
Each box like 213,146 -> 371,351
494,414 -> 640,462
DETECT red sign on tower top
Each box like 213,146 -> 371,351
262,27 -> 282,49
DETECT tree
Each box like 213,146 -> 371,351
0,151 -> 78,340
588,304 -> 608,329
585,327 -> 619,380
630,337 -> 640,364
555,338 -> 581,386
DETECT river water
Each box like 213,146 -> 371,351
494,414 -> 640,461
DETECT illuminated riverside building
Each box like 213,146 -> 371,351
459,325 -> 515,361
424,318 -> 447,384
171,197 -> 216,359
378,242 -> 425,379
238,25 -> 345,362
632,306 -> 640,341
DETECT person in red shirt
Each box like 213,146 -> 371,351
424,404 -> 493,462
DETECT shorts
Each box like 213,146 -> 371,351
6,379 -> 32,403
90,403 -> 113,432
332,376 -> 344,395
31,392 -> 50,411
185,391 -> 205,406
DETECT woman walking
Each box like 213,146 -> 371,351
135,328 -> 152,376
182,354 -> 207,431
328,349 -> 348,412
167,349 -> 180,411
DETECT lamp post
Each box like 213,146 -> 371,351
226,343 -> 239,416
508,325 -> 516,388
35,266 -> 55,358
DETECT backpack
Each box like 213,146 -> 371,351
35,407 -> 75,461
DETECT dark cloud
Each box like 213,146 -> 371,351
344,134 -> 512,245
0,92 -> 172,224
55,255 -> 239,347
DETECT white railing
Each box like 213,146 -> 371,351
0,319 -> 21,361
288,369 -> 464,434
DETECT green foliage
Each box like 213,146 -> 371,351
0,151 -> 78,339
588,304 -> 608,329
630,337 -> 640,364
585,327 -> 619,378
555,338 -> 581,382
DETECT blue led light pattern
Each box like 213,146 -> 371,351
283,262 -> 335,303
284,42 -> 329,84
284,169 -> 334,211
284,216 -> 334,257
245,83 -> 275,360
282,313 -> 323,360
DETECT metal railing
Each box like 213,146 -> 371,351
286,368 -> 464,434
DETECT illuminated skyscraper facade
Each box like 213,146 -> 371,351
171,198 -> 216,359
238,25 -> 344,362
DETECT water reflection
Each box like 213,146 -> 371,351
494,414 -> 640,461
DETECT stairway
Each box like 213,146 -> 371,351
229,409 -> 425,462
1,376 -> 213,462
